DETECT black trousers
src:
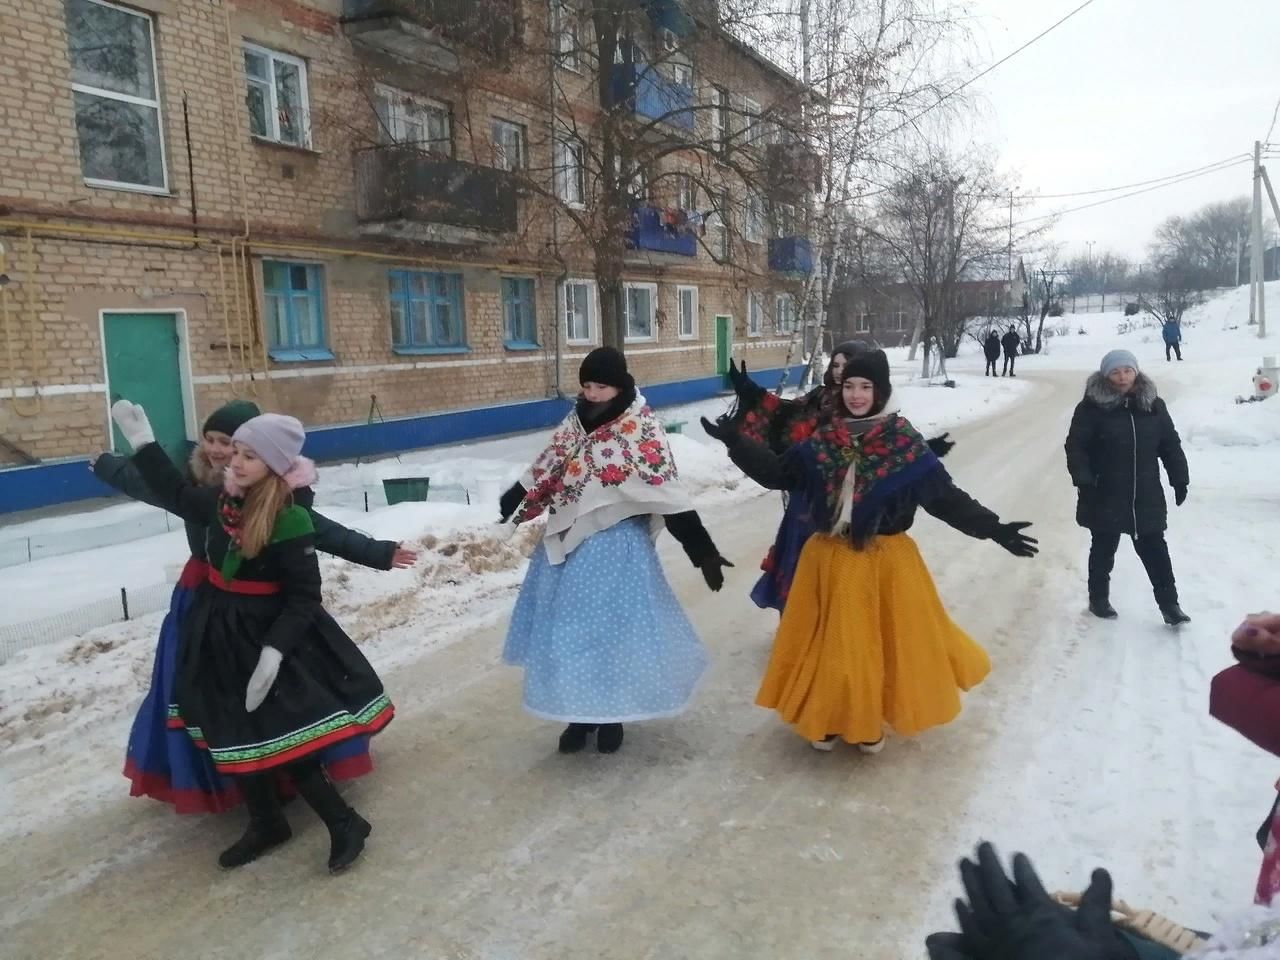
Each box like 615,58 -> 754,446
1166,341 -> 1182,360
239,756 -> 347,825
985,358 -> 998,376
1088,530 -> 1178,606
1003,354 -> 1016,375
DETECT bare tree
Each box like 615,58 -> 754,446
1136,254 -> 1208,329
1152,196 -> 1249,289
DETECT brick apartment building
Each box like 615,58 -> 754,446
827,279 -> 1020,347
0,0 -> 814,511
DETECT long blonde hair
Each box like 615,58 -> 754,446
238,474 -> 293,559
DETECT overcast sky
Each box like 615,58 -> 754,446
963,0 -> 1280,263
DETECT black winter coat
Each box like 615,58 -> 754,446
1064,373 -> 1189,536
93,451 -> 398,570
1001,331 -> 1021,357
983,335 -> 1002,361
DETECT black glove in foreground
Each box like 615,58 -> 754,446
699,556 -> 734,592
991,521 -> 1038,558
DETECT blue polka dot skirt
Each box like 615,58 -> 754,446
503,516 -> 709,723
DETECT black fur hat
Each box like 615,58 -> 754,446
841,349 -> 891,399
578,347 -> 635,391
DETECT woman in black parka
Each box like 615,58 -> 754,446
1064,349 -> 1190,625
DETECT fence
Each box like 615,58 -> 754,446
0,580 -> 174,665
0,510 -> 183,570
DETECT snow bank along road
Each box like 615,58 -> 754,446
1,369 -> 1267,960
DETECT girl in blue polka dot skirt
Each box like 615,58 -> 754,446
499,348 -> 733,754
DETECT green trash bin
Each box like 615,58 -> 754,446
382,477 -> 430,505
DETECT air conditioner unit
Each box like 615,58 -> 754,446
661,28 -> 679,51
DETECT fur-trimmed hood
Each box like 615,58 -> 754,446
222,456 -> 317,497
1084,371 -> 1158,412
188,445 -> 225,487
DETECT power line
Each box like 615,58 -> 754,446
1012,154 -> 1251,199
866,0 -> 1103,148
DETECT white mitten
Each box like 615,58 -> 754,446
110,400 -> 156,450
245,646 -> 284,713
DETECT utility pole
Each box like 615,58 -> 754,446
1006,191 -> 1014,316
1236,229 -> 1243,288
1253,140 -> 1267,336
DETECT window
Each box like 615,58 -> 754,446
775,293 -> 797,334
675,174 -> 697,212
855,312 -> 871,334
491,118 -> 526,171
775,203 -> 798,238
741,96 -> 762,146
553,0 -> 580,71
502,277 -> 537,347
747,292 -> 764,337
668,58 -> 693,89
66,0 -> 167,191
624,283 -> 656,341
387,270 -> 466,351
243,43 -> 310,147
615,155 -> 647,201
374,85 -> 451,153
563,279 -> 595,344
894,311 -> 909,332
711,86 -> 730,152
555,136 -> 585,206
262,261 -> 330,359
706,190 -> 729,260
677,285 -> 698,340
744,192 -> 764,243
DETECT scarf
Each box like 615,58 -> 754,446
807,414 -> 939,544
513,391 -> 692,564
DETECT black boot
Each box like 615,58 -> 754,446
1161,604 -> 1191,626
219,776 -> 292,869
1089,597 -> 1118,620
293,762 -> 372,874
597,723 -> 624,754
558,723 -> 597,754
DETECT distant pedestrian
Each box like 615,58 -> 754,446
1001,326 -> 1021,377
983,330 -> 1001,377
1064,349 -> 1190,625
1163,318 -> 1183,361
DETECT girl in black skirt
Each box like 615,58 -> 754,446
111,401 -> 393,874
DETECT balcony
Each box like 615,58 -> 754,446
354,146 -> 517,245
766,143 -> 823,201
645,0 -> 695,36
626,206 -> 698,257
610,64 -> 695,132
341,0 -> 515,68
769,236 -> 813,274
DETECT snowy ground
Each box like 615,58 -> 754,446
2,284 -> 1280,958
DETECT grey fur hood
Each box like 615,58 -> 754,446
1083,371 -> 1158,412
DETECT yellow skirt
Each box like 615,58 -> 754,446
755,532 -> 990,743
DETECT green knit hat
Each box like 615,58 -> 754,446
202,399 -> 261,437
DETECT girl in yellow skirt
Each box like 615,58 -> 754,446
703,350 -> 1038,751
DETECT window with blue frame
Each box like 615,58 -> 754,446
262,260 -> 331,360
387,270 -> 466,352
502,277 -> 537,347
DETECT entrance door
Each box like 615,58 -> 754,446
103,312 -> 189,462
714,314 -> 732,383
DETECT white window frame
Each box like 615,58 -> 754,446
374,84 -> 451,153
741,96 -> 762,147
667,57 -> 693,89
747,292 -> 764,338
677,285 -> 699,340
744,192 -> 764,244
555,135 -> 586,208
855,311 -> 871,334
561,278 -> 597,346
711,86 -> 730,151
243,42 -> 311,148
774,292 -> 796,334
623,281 -> 658,343
675,174 -> 697,212
490,117 -> 526,171
554,0 -> 581,72
68,0 -> 169,194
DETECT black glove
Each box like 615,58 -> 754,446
499,483 -> 526,523
992,521 -> 1038,558
728,358 -> 750,390
1173,484 -> 1187,506
701,416 -> 735,446
927,433 -> 955,458
699,556 -> 734,592
926,843 -> 1137,960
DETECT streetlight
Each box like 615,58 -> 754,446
1085,240 -> 1096,265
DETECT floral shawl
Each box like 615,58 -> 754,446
513,392 -> 692,564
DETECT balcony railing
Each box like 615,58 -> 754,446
342,0 -> 515,65
626,205 -> 698,257
610,63 -> 695,131
354,146 -> 517,243
768,236 -> 813,274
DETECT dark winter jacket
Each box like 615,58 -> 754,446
983,334 -> 1002,361
1064,372 -> 1189,536
93,451 -> 398,570
1001,330 -> 1021,358
722,428 -> 1003,545
1162,320 -> 1181,345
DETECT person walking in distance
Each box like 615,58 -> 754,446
1065,350 -> 1191,625
1163,318 -> 1183,361
1001,326 -> 1021,377
983,330 -> 1001,377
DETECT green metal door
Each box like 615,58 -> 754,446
714,314 -> 731,380
103,313 -> 188,462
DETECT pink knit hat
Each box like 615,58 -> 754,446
230,414 -> 316,491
